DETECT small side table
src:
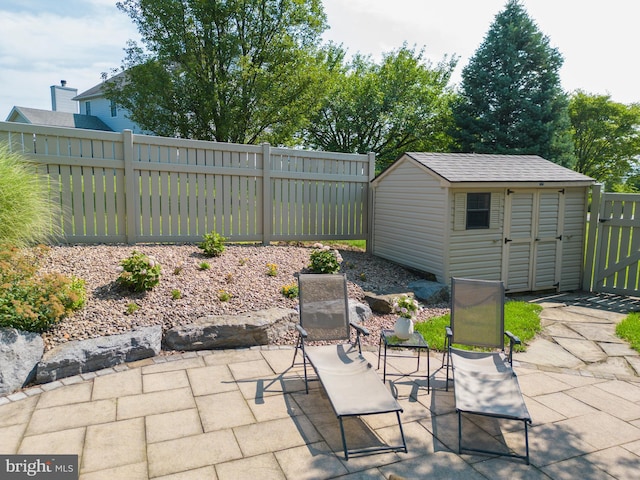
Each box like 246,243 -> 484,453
377,329 -> 430,392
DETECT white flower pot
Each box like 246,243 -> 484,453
393,317 -> 414,340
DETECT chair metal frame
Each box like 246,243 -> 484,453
291,273 -> 408,460
443,277 -> 532,464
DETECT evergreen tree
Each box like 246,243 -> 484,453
453,0 -> 574,166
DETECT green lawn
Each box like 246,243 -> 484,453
414,300 -> 542,352
616,312 -> 640,352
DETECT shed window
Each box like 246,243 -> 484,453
85,102 -> 91,115
110,100 -> 117,117
466,193 -> 491,229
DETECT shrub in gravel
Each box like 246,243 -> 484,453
266,263 -> 278,276
308,243 -> 343,274
198,231 -> 226,257
0,244 -> 86,332
281,283 -> 299,299
117,251 -> 161,292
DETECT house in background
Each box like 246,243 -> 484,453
6,105 -> 113,131
370,152 -> 595,293
72,72 -> 144,133
5,76 -> 144,133
50,80 -> 78,113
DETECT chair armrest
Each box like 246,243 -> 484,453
505,331 -> 521,345
445,326 -> 453,338
504,330 -> 521,365
296,324 -> 308,337
350,321 -> 370,336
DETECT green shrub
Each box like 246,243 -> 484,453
266,263 -> 278,276
57,275 -> 87,311
198,231 -> 226,257
125,302 -> 140,315
117,251 -> 161,292
0,245 -> 86,332
0,143 -> 62,246
308,244 -> 343,274
281,283 -> 299,299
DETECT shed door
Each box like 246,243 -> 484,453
502,189 -> 563,292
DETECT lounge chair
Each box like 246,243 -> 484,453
291,273 -> 407,460
443,277 -> 532,464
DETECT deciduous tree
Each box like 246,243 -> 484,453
107,0 -> 329,144
568,91 -> 640,187
303,44 -> 457,172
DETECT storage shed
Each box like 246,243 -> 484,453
371,153 -> 595,292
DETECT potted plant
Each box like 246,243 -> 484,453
392,294 -> 421,339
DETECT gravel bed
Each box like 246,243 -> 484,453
38,243 -> 450,352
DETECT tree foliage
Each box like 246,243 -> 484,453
452,0 -> 574,166
568,91 -> 640,187
108,0 -> 329,144
303,44 -> 457,172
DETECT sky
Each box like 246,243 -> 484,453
1,0 -> 639,118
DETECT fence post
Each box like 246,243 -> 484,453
262,143 -> 272,245
366,152 -> 376,253
123,130 -> 138,244
582,183 -> 602,291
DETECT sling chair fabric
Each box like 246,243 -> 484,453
444,277 -> 532,464
291,273 -> 407,460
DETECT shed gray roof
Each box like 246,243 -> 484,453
6,107 -> 113,131
404,152 -> 594,183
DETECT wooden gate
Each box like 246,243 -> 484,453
584,184 -> 640,295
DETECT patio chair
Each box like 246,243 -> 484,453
291,273 -> 407,460
443,277 -> 532,464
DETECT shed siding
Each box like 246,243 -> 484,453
560,187 -> 588,290
448,190 -> 504,280
373,160 -> 446,278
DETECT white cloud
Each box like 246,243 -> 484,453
2,0 -> 639,118
322,0 -> 640,104
0,6 -> 138,115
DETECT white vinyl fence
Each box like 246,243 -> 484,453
0,122 -> 374,245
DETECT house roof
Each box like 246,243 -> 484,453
73,71 -> 126,101
6,106 -> 113,131
401,152 -> 594,184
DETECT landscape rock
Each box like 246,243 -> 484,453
164,307 -> 298,351
349,300 -> 372,324
408,280 -> 449,305
363,292 -> 414,315
36,325 -> 161,384
0,328 -> 44,394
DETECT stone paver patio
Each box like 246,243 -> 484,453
1,292 -> 640,479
